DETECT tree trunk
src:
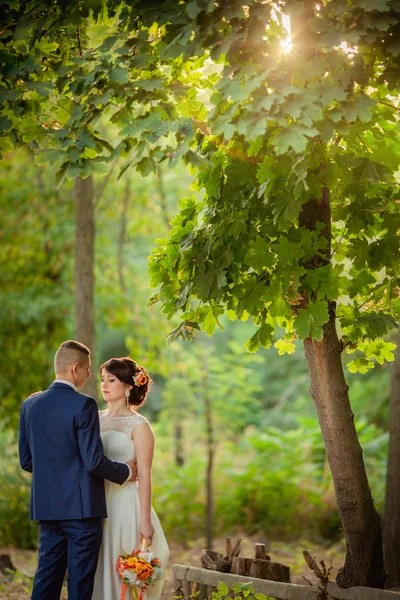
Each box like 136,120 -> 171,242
384,332 -> 400,589
118,177 -> 130,295
156,165 -> 171,229
75,176 -> 97,400
204,385 -> 214,549
304,313 -> 385,588
300,193 -> 386,588
174,422 -> 185,467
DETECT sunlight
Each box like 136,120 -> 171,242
280,37 -> 292,53
336,40 -> 359,58
280,11 -> 292,53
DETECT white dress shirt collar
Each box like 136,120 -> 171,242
54,379 -> 77,392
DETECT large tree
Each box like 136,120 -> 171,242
1,0 -> 399,587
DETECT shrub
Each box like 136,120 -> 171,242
0,428 -> 38,549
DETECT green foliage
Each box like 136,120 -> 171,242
0,149 -> 73,428
151,411 -> 388,543
0,429 -> 38,549
212,582 -> 275,600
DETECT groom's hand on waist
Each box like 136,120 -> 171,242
126,459 -> 137,482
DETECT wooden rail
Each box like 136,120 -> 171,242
173,564 -> 400,600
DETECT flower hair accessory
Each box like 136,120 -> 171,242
133,369 -> 149,387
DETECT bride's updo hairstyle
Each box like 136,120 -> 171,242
100,357 -> 152,408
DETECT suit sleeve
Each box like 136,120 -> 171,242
76,398 -> 129,485
18,402 -> 32,473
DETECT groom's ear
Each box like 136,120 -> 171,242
71,362 -> 80,375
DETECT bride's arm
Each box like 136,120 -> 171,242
133,423 -> 155,546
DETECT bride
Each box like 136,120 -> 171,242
92,356 -> 169,600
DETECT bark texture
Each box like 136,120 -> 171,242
75,176 -> 97,400
384,333 -> 400,589
300,192 -> 386,588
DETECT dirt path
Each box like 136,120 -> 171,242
0,535 -> 346,599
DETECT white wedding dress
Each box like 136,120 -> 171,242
92,411 -> 169,600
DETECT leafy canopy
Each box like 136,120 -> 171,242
1,0 -> 399,371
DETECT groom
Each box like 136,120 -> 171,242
19,340 -> 136,600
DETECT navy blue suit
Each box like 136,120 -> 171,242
19,382 -> 129,599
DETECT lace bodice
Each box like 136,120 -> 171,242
99,410 -> 149,462
99,410 -> 149,437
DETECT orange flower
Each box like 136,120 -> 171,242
134,559 -> 154,581
127,557 -> 138,567
136,373 -> 148,386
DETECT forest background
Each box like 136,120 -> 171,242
0,148 -> 395,564
0,0 -> 399,596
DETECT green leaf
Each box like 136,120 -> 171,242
294,300 -> 328,341
274,338 -> 296,355
319,86 -> 348,106
231,583 -> 254,595
35,149 -> 63,166
217,582 -> 229,596
0,117 -> 12,132
245,324 -> 274,353
359,340 -> 397,364
201,305 -> 224,336
244,236 -> 275,271
273,236 -> 304,265
0,136 -> 13,155
186,1 -> 201,19
272,125 -> 318,154
136,157 -> 156,176
309,300 -> 329,326
348,270 -> 376,298
185,150 -> 212,168
342,96 -> 376,123
38,41 -> 59,54
14,40 -> 29,55
347,356 -> 374,374
295,310 -> 313,340
54,162 -> 69,187
359,0 -> 391,12
110,66 -> 129,84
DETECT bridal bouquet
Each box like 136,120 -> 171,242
116,543 -> 164,600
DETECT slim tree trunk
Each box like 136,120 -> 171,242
75,176 -> 97,400
118,177 -> 130,295
156,165 -> 171,229
300,193 -> 386,588
204,385 -> 214,549
384,332 -> 400,589
174,422 -> 185,467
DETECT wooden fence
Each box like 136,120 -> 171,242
173,564 -> 400,600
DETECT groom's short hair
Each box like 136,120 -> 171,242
54,340 -> 90,373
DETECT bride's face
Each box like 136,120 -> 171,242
100,369 -> 128,403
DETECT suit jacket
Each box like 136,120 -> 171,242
18,382 -> 129,521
